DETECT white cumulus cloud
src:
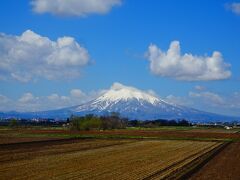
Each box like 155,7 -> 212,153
70,89 -> 86,98
194,85 -> 206,91
31,0 -> 122,17
18,93 -> 36,103
0,30 -> 90,82
146,41 -> 231,81
226,2 -> 240,15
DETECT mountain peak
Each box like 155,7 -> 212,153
96,82 -> 160,104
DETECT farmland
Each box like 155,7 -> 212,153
190,142 -> 240,180
0,138 -> 220,179
0,127 -> 240,179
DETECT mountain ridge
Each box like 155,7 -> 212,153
0,83 -> 239,122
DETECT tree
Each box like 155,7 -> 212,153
69,113 -> 127,131
70,115 -> 102,131
178,119 -> 190,126
9,119 -> 18,128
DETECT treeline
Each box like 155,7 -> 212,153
1,118 -> 65,128
70,113 -> 127,131
70,113 -> 191,130
128,119 -> 191,128
3,114 -> 192,130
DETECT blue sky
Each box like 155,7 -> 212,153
0,0 -> 240,116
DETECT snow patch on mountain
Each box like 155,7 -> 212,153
73,82 -> 171,113
96,82 -> 160,104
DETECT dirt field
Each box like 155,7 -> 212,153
0,139 -> 219,179
189,142 -> 240,180
0,136 -> 65,144
0,127 -> 239,179
2,128 -> 240,141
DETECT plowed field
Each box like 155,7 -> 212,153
190,142 -> 240,180
0,139 -> 219,180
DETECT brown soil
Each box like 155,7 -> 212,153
189,142 -> 240,180
0,139 -> 134,163
0,139 -> 216,180
0,136 -> 64,144
0,129 -> 66,144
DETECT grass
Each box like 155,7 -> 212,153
126,126 -> 195,131
1,126 -> 239,143
127,126 -> 240,133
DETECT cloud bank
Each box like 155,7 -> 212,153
165,90 -> 240,116
0,30 -> 90,82
146,41 -> 231,81
31,0 -> 122,17
0,89 -> 105,112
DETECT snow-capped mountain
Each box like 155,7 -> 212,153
0,83 -> 239,122
65,83 -> 236,122
69,83 -> 192,119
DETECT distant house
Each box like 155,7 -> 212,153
224,126 -> 233,130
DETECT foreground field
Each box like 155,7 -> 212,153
190,142 -> 240,180
1,127 -> 239,179
0,139 -> 220,179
